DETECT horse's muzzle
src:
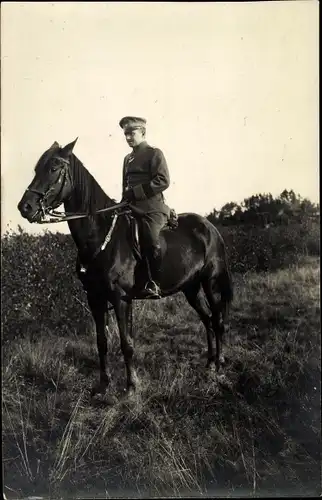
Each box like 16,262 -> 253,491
18,197 -> 41,222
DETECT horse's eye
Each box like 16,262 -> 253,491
50,159 -> 61,171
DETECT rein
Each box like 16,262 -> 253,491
37,201 -> 132,269
37,201 -> 129,223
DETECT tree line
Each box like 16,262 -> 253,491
207,189 -> 320,227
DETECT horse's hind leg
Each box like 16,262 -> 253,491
183,284 -> 215,368
202,278 -> 227,372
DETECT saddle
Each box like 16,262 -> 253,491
128,208 -> 179,261
77,207 -> 179,274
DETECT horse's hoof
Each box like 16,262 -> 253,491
127,387 -> 136,398
90,387 -> 100,398
217,373 -> 226,382
217,373 -> 233,390
91,382 -> 108,397
121,386 -> 136,402
206,359 -> 216,369
124,379 -> 141,399
219,354 -> 226,365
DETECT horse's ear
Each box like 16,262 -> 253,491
61,137 -> 78,157
49,141 -> 59,150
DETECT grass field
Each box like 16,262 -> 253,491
2,245 -> 321,498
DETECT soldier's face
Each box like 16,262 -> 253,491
124,128 -> 145,148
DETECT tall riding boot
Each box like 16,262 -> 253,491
131,245 -> 162,300
147,245 -> 162,295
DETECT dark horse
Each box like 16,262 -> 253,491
18,139 -> 233,395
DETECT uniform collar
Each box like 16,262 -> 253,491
132,140 -> 148,153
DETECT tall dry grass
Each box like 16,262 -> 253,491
2,228 -> 320,498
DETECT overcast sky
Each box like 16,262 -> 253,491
1,1 -> 319,234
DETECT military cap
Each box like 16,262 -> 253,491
119,116 -> 147,130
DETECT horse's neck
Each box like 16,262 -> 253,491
64,155 -> 115,256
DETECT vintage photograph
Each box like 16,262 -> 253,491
1,2 -> 320,498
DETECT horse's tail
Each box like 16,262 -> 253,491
204,219 -> 234,306
220,249 -> 233,305
205,251 -> 233,314
219,267 -> 233,306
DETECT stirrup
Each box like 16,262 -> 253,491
129,281 -> 162,300
144,280 -> 162,296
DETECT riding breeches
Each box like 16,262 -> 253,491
138,212 -> 168,252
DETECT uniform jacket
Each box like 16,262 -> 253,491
122,141 -> 170,216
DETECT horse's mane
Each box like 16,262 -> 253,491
69,154 -> 115,214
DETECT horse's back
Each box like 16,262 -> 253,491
162,212 -> 225,248
161,212 -> 227,270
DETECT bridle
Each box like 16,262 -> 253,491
27,156 -> 129,223
26,154 -> 133,266
27,156 -> 74,222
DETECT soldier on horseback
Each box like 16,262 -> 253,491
119,116 -> 171,299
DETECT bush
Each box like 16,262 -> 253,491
1,229 -> 89,345
2,218 -> 319,343
217,220 -> 320,273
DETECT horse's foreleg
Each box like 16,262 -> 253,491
88,294 -> 111,392
114,299 -> 139,393
105,305 -> 111,337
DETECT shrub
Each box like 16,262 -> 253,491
217,220 -> 320,273
1,218 -> 319,344
1,229 -> 89,345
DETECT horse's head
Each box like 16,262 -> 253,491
18,138 -> 78,223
